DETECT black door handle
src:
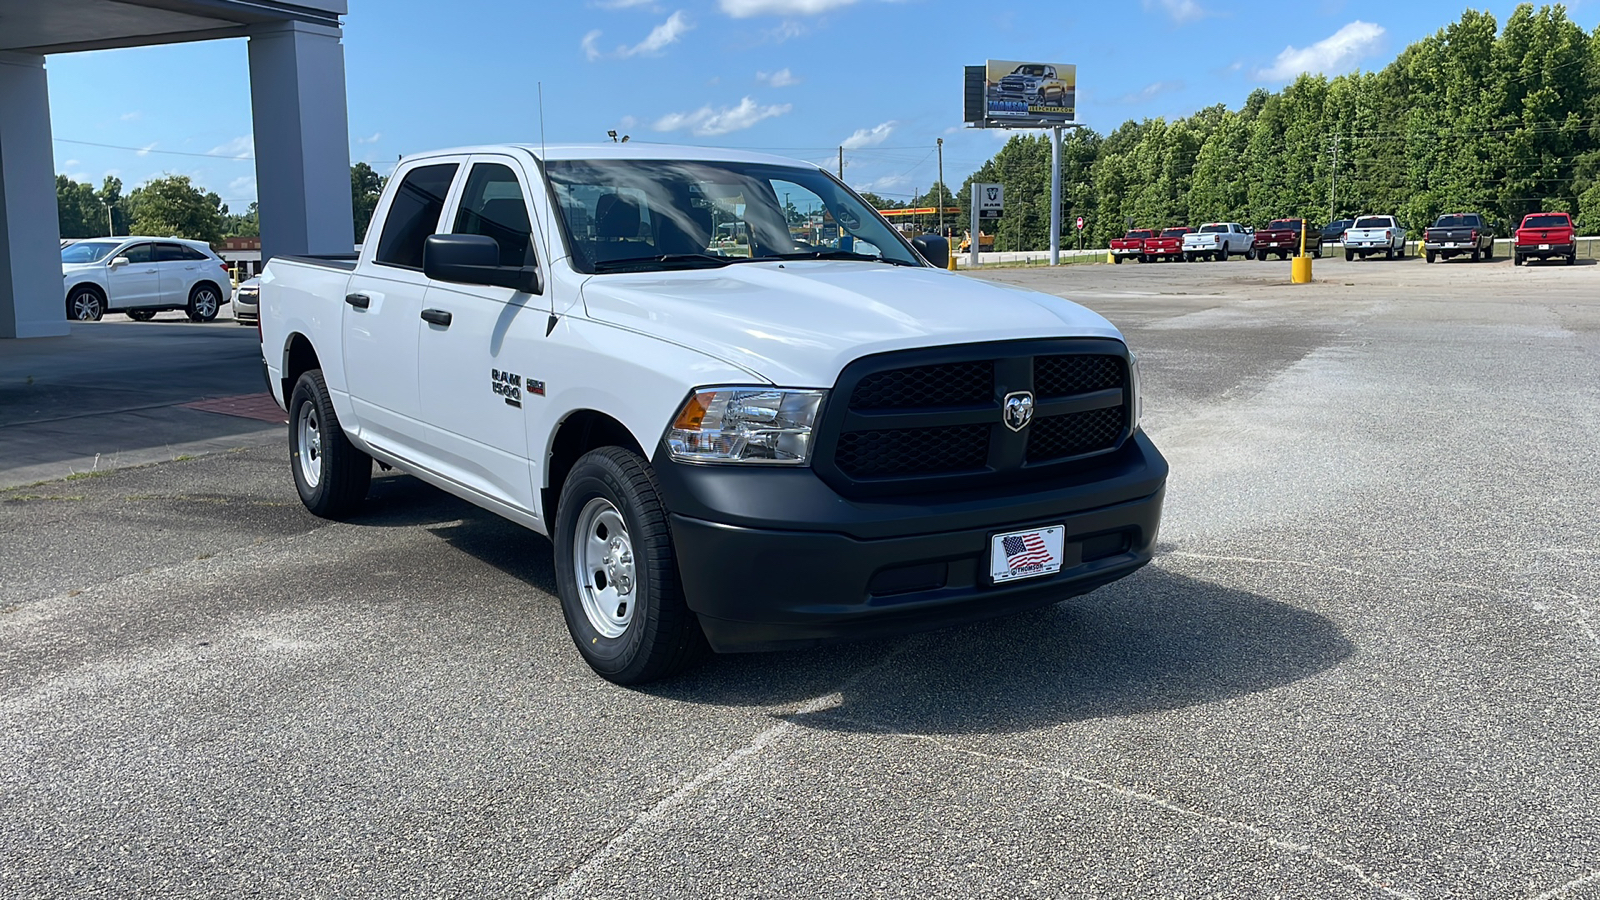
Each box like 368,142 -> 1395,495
344,293 -> 370,309
420,308 -> 452,327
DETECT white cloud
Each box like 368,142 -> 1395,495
1142,0 -> 1208,23
64,159 -> 80,168
653,96 -> 792,136
228,175 -> 258,201
68,171 -> 92,184
765,20 -> 807,41
593,0 -> 657,7
840,121 -> 894,150
585,11 -> 692,60
757,68 -> 800,87
1257,21 -> 1385,81
1116,81 -> 1184,104
120,111 -> 141,122
137,142 -> 158,157
357,132 -> 382,144
103,169 -> 121,179
720,0 -> 856,16
208,135 -> 254,159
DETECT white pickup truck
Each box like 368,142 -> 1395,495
1343,215 -> 1408,261
260,143 -> 1167,683
1181,222 -> 1254,262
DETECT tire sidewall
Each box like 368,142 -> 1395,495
289,374 -> 334,511
68,288 -> 104,321
189,284 -> 221,322
553,453 -> 664,677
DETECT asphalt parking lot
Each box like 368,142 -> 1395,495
3,253 -> 1598,898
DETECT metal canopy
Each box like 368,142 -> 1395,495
0,0 -> 344,54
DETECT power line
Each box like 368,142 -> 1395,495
53,137 -> 255,161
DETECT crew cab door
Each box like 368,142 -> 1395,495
414,155 -> 548,510
342,160 -> 461,452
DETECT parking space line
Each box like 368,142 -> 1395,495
1528,869 -> 1600,900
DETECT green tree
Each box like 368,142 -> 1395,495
125,175 -> 226,244
56,176 -> 105,238
351,162 -> 387,243
225,202 -> 260,238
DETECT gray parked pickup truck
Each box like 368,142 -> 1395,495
1423,214 -> 1495,263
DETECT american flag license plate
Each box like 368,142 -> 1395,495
990,526 -> 1065,583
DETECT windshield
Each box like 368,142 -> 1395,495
61,241 -> 121,264
1522,214 -> 1569,229
544,159 -> 922,273
1199,224 -> 1228,234
1433,215 -> 1476,228
1013,65 -> 1049,76
1353,217 -> 1390,229
1267,220 -> 1301,230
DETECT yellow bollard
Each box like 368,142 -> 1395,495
947,252 -> 957,271
1291,255 -> 1313,283
1106,250 -> 1114,264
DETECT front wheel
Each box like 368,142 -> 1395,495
289,370 -> 372,518
554,447 -> 708,684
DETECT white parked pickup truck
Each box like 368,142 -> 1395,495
1343,215 -> 1408,261
260,143 -> 1167,683
1181,223 -> 1254,262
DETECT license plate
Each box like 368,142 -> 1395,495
1445,242 -> 1460,248
991,525 -> 1065,583
1540,244 -> 1551,250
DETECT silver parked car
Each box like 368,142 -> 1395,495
232,276 -> 260,325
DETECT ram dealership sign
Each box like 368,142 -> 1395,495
964,60 -> 1077,128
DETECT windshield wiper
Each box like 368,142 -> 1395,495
736,250 -> 918,266
592,253 -> 733,273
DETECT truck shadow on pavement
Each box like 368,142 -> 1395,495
657,566 -> 1355,735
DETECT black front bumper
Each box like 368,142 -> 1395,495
653,432 -> 1167,652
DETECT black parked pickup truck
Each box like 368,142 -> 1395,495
1423,213 -> 1496,263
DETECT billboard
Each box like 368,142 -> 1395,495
964,60 -> 1077,128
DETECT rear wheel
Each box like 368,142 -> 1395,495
66,287 -> 105,321
1484,242 -> 1494,260
1567,253 -> 1576,266
1345,249 -> 1355,262
288,370 -> 372,518
554,447 -> 708,684
186,283 -> 222,322
1513,253 -> 1523,266
1113,255 -> 1123,264
1425,250 -> 1436,264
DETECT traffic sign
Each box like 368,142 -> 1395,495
1075,216 -> 1085,230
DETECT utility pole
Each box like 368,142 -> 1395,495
1328,133 -> 1340,223
1049,126 -> 1062,265
936,137 -> 945,236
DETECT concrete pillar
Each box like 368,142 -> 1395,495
0,52 -> 68,339
247,21 -> 354,264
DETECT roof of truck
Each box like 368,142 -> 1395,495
399,143 -> 816,169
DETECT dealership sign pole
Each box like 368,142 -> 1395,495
964,60 -> 1079,266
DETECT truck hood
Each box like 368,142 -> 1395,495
579,260 -> 1124,386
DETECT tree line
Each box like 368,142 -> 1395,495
944,4 -> 1600,251
56,162 -> 390,246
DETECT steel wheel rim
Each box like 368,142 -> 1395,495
72,294 -> 99,320
194,290 -> 218,318
573,497 -> 636,639
296,402 -> 322,489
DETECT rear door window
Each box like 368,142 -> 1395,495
375,163 -> 460,270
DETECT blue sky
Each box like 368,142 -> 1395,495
45,0 -> 1600,212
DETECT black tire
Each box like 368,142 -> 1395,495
126,309 -> 157,321
1426,250 -> 1436,264
288,370 -> 371,519
1345,249 -> 1354,262
1513,253 -> 1523,266
1485,242 -> 1494,260
66,286 -> 105,321
554,447 -> 708,684
1113,255 -> 1123,264
187,283 -> 222,322
1470,248 -> 1480,262
1567,253 -> 1576,266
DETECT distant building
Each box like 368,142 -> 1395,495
219,237 -> 262,279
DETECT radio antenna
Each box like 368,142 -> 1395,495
537,81 -> 557,333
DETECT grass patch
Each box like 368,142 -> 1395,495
63,470 -> 113,482
1,494 -> 85,503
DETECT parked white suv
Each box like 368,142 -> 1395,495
261,143 -> 1167,683
61,237 -> 231,322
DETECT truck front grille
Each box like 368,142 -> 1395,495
814,341 -> 1132,497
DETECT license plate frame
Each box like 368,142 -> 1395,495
989,525 -> 1065,584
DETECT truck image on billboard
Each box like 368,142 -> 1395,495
985,60 -> 1076,125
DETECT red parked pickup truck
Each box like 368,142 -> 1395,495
1513,212 -> 1576,266
1143,227 -> 1193,263
1254,219 -> 1322,260
1111,229 -> 1154,264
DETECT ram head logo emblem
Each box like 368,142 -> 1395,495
1003,391 -> 1034,432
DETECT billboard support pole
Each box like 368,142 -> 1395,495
970,182 -> 980,269
1050,125 -> 1062,266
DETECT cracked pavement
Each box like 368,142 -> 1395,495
2,254 -> 1598,898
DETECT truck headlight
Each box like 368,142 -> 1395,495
1128,352 -> 1143,431
666,388 -> 827,465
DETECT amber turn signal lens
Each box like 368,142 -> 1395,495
673,391 -> 712,431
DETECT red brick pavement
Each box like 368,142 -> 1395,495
180,393 -> 288,424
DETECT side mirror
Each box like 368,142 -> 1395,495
911,234 -> 949,267
423,234 -> 541,294
109,256 -> 130,269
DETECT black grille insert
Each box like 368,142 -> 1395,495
834,424 -> 990,479
1026,406 -> 1127,463
850,361 -> 993,410
1034,354 -> 1123,398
